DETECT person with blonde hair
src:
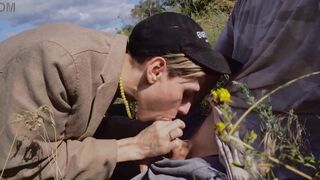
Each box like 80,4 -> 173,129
0,12 -> 230,179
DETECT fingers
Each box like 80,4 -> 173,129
166,119 -> 186,132
171,140 -> 192,160
167,119 -> 185,141
135,119 -> 186,159
153,119 -> 185,140
170,138 -> 183,150
151,119 -> 185,140
169,128 -> 183,140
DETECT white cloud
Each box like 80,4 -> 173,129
1,0 -> 135,30
100,27 -> 117,33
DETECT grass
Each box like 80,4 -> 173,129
0,105 -> 62,179
212,71 -> 320,179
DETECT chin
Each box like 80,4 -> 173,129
136,113 -> 153,122
137,113 -> 175,122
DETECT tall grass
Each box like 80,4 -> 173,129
0,105 -> 62,179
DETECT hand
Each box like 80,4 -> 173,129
170,139 -> 192,160
116,119 -> 185,163
134,119 -> 186,159
138,139 -> 192,172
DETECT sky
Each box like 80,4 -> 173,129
0,0 -> 140,42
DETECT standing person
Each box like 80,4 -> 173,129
0,12 -> 230,179
215,0 -> 320,178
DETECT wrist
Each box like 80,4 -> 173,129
116,137 -> 144,162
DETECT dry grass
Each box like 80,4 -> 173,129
0,105 -> 62,179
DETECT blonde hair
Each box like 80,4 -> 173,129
134,53 -> 206,79
163,53 -> 205,78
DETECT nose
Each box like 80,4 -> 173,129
177,102 -> 191,115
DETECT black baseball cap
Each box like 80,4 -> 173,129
127,12 -> 231,74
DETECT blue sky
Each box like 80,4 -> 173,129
0,0 -> 140,42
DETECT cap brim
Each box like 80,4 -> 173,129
183,47 -> 231,74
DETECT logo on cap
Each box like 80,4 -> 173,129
196,31 -> 208,42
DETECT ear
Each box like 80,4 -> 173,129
145,56 -> 167,84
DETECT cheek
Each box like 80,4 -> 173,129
140,87 -> 181,110
136,84 -> 183,120
158,84 -> 183,106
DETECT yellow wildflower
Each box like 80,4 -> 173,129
211,88 -> 232,104
211,90 -> 219,103
215,122 -> 226,133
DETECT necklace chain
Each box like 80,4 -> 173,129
119,75 -> 133,119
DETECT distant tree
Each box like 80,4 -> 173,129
163,0 -> 213,16
118,0 -> 235,44
131,0 -> 166,20
117,24 -> 134,36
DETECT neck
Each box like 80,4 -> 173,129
120,54 -> 143,101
